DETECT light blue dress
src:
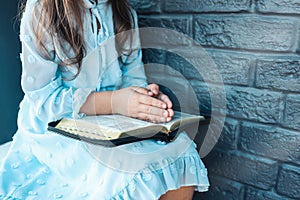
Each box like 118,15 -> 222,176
0,0 -> 209,199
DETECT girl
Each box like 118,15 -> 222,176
0,0 -> 209,199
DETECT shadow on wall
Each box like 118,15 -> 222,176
0,0 -> 23,144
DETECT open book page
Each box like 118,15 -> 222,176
55,114 -> 161,140
54,112 -> 204,141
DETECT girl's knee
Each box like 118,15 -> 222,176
159,186 -> 195,200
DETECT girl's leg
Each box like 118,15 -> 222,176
159,186 -> 195,200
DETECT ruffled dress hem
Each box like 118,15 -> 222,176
112,155 -> 209,200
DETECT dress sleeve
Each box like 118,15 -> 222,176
19,0 -> 92,125
119,9 -> 148,88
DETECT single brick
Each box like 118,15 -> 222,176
195,175 -> 244,200
240,122 -> 300,165
204,150 -> 278,190
246,187 -> 292,200
256,57 -> 300,92
165,49 -> 253,85
129,0 -> 160,13
194,84 -> 283,123
164,0 -> 251,13
207,50 -> 253,85
257,0 -> 300,14
226,86 -> 282,123
194,15 -> 296,52
283,94 -> 300,130
277,165 -> 300,199
138,16 -> 191,46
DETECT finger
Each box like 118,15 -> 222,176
147,84 -> 159,96
147,90 -> 155,97
137,112 -> 168,123
166,117 -> 172,122
138,94 -> 167,109
167,108 -> 174,117
131,87 -> 151,96
138,104 -> 169,118
157,92 -> 173,109
147,83 -> 159,91
132,86 -> 157,97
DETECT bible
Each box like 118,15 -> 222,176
48,111 -> 208,147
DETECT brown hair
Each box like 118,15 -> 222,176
21,0 -> 134,75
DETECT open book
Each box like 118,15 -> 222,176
48,111 -> 208,147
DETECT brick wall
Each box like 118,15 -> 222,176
129,0 -> 300,199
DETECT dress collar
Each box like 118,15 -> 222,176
83,0 -> 109,9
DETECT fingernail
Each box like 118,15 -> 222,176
162,104 -> 167,109
164,111 -> 169,117
167,117 -> 172,122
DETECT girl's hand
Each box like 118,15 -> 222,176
111,87 -> 171,123
147,84 -> 174,118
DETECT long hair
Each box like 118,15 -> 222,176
20,0 -> 134,76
